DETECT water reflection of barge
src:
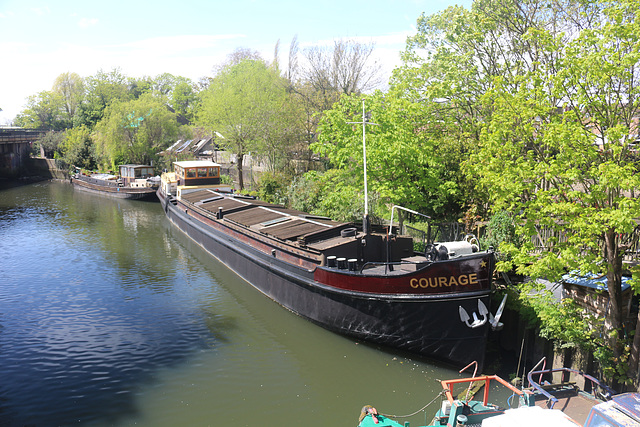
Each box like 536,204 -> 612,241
157,160 -> 498,368
71,164 -> 159,200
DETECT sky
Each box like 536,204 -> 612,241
0,0 -> 471,125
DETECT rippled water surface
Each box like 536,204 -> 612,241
0,181 -> 463,427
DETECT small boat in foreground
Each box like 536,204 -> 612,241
71,164 -> 159,200
358,362 -> 639,427
158,159 -> 499,368
479,365 -> 639,427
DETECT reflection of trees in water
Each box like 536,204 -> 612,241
63,183 -> 240,343
0,182 -> 241,426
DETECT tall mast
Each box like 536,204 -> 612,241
348,99 -> 377,234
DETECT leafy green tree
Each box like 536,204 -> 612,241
93,93 -> 179,169
466,0 -> 640,380
171,80 -> 197,123
53,72 -> 84,124
76,68 -> 133,129
127,76 -> 153,99
392,0 -> 640,383
61,125 -> 97,170
390,0 -> 567,219
34,131 -> 65,158
313,91 -> 466,221
197,57 -> 294,190
152,73 -> 179,96
14,91 -> 67,130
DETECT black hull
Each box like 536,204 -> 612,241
159,192 -> 490,368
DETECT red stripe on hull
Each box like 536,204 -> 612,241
314,254 -> 493,295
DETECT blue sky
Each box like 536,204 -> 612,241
0,0 -> 471,124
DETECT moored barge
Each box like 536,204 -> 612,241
71,164 -> 159,200
157,160 -> 498,368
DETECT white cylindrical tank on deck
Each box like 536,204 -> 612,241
435,235 -> 480,257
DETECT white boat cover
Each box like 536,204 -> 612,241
482,406 -> 579,427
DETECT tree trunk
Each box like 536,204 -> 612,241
628,308 -> 640,386
604,228 -> 624,358
236,153 -> 244,191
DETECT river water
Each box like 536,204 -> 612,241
0,180 -> 465,427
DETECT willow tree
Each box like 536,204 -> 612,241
93,93 -> 179,169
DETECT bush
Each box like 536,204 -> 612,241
257,171 -> 289,204
486,210 -> 518,252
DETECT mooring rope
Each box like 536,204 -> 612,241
381,389 -> 446,419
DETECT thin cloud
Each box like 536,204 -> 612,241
116,34 -> 246,54
30,6 -> 50,16
78,17 -> 99,28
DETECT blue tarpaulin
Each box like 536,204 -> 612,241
562,272 -> 631,292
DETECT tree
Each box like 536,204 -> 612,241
152,73 -> 179,96
463,0 -> 640,381
14,90 -> 67,130
93,93 -> 179,169
35,130 -> 65,158
76,68 -> 133,129
61,125 -> 97,170
197,57 -> 295,190
53,72 -> 84,124
279,38 -> 384,171
391,0 -> 640,383
313,91 -> 465,222
171,80 -> 197,123
300,39 -> 382,111
127,76 -> 153,99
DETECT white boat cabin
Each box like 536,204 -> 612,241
119,164 -> 155,187
173,160 -> 221,187
161,160 -> 231,197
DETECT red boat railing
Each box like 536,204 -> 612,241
441,361 -> 532,406
441,375 -> 531,406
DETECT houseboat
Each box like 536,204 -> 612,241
157,159 -> 499,368
71,164 -> 159,200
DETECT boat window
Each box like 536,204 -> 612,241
197,168 -> 208,178
260,216 -> 291,227
585,412 -> 616,427
186,168 -> 196,178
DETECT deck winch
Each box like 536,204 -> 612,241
428,235 -> 480,260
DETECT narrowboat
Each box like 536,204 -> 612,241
157,159 -> 500,368
71,164 -> 159,200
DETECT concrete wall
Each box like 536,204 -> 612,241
28,158 -> 68,180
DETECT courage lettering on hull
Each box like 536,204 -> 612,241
410,274 -> 479,289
